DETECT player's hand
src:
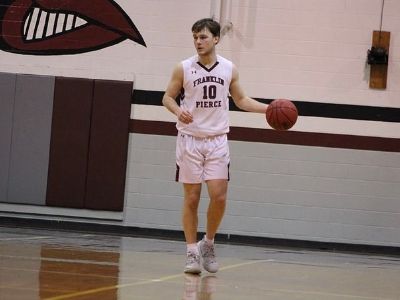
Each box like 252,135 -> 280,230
177,110 -> 193,124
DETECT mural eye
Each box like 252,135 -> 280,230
23,7 -> 88,41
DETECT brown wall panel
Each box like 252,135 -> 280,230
85,80 -> 132,211
46,77 -> 93,208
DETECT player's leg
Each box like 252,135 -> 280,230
205,179 -> 228,240
198,135 -> 230,273
182,183 -> 202,244
176,134 -> 203,245
182,183 -> 202,273
198,179 -> 227,273
202,134 -> 230,240
177,134 -> 203,274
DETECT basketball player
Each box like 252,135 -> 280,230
162,18 -> 267,274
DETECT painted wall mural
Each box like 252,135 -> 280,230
0,0 -> 146,55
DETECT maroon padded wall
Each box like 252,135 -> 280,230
47,77 -> 132,211
46,77 -> 93,208
84,80 -> 132,211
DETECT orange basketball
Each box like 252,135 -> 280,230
266,99 -> 298,130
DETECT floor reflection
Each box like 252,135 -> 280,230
39,245 -> 120,299
2,227 -> 400,300
182,274 -> 217,300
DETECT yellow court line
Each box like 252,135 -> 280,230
44,259 -> 270,300
44,259 -> 384,300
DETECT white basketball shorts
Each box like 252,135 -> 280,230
175,133 -> 230,183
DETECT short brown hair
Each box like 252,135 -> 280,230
191,18 -> 220,37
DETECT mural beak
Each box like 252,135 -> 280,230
0,0 -> 146,55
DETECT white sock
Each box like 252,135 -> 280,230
204,235 -> 214,244
187,243 -> 199,254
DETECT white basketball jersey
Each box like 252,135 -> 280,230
176,55 -> 233,137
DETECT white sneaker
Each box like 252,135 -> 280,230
184,251 -> 201,274
197,237 -> 219,273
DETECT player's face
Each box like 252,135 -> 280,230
192,28 -> 219,56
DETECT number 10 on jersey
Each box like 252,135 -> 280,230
203,85 -> 217,99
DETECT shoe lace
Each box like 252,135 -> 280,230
202,242 -> 216,262
187,252 -> 199,264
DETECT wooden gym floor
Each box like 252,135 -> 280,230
0,225 -> 400,300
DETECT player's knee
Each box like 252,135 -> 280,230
211,194 -> 226,205
185,195 -> 200,210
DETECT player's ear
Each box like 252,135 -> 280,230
214,35 -> 220,45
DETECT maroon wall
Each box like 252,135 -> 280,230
47,77 -> 132,211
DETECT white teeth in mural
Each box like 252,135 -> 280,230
24,7 -> 87,41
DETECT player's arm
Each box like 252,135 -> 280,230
162,63 -> 193,124
229,64 -> 267,113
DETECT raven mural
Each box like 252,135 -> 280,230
0,0 -> 146,55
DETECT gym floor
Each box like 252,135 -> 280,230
1,225 -> 400,300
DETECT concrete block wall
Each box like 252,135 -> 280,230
226,141 -> 400,245
1,1 -> 400,247
125,133 -> 400,247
